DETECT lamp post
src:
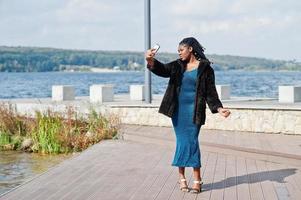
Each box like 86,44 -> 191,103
144,0 -> 152,103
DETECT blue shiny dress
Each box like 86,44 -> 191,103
171,67 -> 201,168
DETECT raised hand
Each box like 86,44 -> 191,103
145,48 -> 157,66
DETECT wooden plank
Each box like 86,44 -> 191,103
182,151 -> 209,200
255,160 -> 278,200
154,166 -> 178,200
2,123 -> 301,200
36,142 -> 129,200
128,174 -> 160,200
3,148 -> 101,200
245,158 -> 264,200
82,143 -> 171,200
0,140 -> 173,200
290,165 -> 301,191
138,151 -> 174,200
30,142 -> 132,200
196,152 -> 218,200
168,165 -> 193,200
73,143 -> 169,200
236,157 -> 250,200
129,145 -> 177,200
210,153 -> 226,200
284,166 -> 301,199
39,146 -> 115,200
267,161 -> 301,200
50,160 -> 115,199
123,124 -> 301,163
266,162 -> 290,200
32,164 -> 102,200
113,149 -> 168,200
223,155 -> 237,200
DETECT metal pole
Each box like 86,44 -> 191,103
144,0 -> 152,103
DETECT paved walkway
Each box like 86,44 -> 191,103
1,125 -> 301,200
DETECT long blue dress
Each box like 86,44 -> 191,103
171,67 -> 201,168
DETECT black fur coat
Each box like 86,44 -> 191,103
147,58 -> 223,126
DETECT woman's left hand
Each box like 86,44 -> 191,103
217,107 -> 231,118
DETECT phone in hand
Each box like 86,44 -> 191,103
152,44 -> 160,54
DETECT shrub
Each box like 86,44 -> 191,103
0,103 -> 120,154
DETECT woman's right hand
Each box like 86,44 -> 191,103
145,48 -> 157,66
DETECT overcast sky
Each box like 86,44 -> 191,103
0,0 -> 300,61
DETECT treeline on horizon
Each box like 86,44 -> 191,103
0,46 -> 300,72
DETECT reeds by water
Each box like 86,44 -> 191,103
0,103 -> 120,154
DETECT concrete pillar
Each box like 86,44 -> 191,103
52,85 -> 75,101
279,85 -> 301,103
130,85 -> 145,101
90,84 -> 114,103
216,85 -> 231,100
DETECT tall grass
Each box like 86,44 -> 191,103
0,131 -> 11,145
31,111 -> 63,154
0,103 -> 120,154
0,104 -> 28,136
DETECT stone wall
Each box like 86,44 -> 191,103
107,105 -> 301,135
2,99 -> 301,135
204,108 -> 301,135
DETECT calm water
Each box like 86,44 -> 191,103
0,71 -> 301,99
0,151 -> 72,195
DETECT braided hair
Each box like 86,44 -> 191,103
179,37 -> 209,62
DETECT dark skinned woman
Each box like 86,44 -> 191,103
145,37 -> 231,193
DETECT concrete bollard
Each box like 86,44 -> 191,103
279,85 -> 301,103
52,85 -> 75,101
216,85 -> 231,100
130,85 -> 145,101
90,84 -> 114,103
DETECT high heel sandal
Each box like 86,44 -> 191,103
190,180 -> 203,193
178,178 -> 189,192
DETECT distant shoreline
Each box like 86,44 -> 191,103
1,68 -> 301,73
62,67 -> 140,73
1,46 -> 300,72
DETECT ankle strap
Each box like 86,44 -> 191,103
180,178 -> 186,182
193,180 -> 202,183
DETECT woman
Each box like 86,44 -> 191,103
145,37 -> 231,193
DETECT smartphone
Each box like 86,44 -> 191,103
152,44 -> 160,54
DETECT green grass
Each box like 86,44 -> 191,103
0,103 -> 120,154
0,131 -> 11,145
31,111 -> 63,154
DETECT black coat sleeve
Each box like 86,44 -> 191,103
146,59 -> 173,78
205,66 -> 223,113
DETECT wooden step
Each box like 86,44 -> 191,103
120,124 -> 301,166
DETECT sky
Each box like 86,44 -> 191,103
0,0 -> 300,61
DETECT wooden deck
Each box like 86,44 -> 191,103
1,125 -> 301,200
